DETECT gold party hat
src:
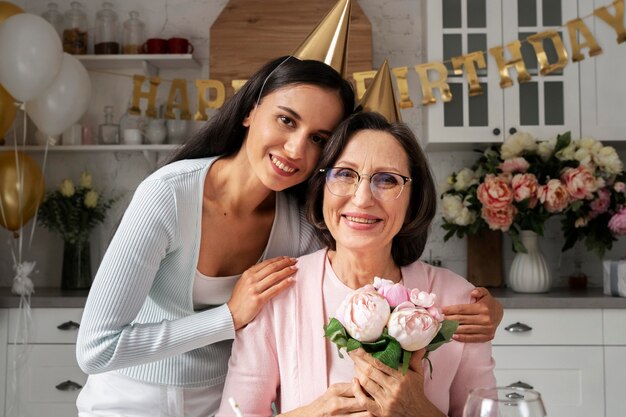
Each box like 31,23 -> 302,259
359,60 -> 401,123
292,0 -> 352,76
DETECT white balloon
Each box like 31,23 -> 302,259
26,53 -> 92,137
0,13 -> 63,102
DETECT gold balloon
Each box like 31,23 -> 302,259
0,1 -> 23,25
0,152 -> 44,232
0,85 -> 16,141
292,0 -> 352,76
359,60 -> 401,123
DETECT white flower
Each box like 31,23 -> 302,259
594,146 -> 623,174
556,142 -> 576,160
387,302 -> 441,351
577,137 -> 599,150
335,285 -> 390,342
79,171 -> 93,189
501,132 -> 537,160
537,138 -> 556,162
441,194 -> 476,226
454,168 -> 478,191
84,190 -> 99,208
59,179 -> 75,197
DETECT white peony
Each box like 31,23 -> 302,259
335,285 -> 390,343
501,132 -> 537,160
387,302 -> 441,351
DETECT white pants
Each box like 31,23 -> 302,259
76,371 -> 223,417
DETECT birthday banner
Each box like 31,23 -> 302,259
128,0 -> 626,121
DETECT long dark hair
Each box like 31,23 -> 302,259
168,55 -> 355,163
306,112 -> 437,266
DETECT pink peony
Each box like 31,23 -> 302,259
589,188 -> 611,218
609,208 -> 626,235
373,277 -> 410,307
614,182 -> 626,193
538,179 -> 570,213
499,157 -> 530,174
477,174 -> 513,209
335,285 -> 390,342
561,166 -> 599,200
511,173 -> 539,208
482,205 -> 517,231
409,288 -> 436,308
387,302 -> 442,351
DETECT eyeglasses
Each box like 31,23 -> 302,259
320,167 -> 412,201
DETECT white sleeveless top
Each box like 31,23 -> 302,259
193,269 -> 240,310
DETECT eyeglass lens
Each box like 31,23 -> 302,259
325,167 -> 407,200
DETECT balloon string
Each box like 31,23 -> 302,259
28,125 -> 48,250
7,293 -> 32,417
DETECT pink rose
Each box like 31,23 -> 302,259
511,173 -> 539,208
614,182 -> 626,193
538,179 -> 570,213
499,157 -> 530,174
481,205 -> 517,231
609,208 -> 626,235
589,188 -> 611,218
373,277 -> 410,307
561,166 -> 598,200
387,302 -> 441,351
335,285 -> 390,342
409,288 -> 436,308
477,174 -> 513,209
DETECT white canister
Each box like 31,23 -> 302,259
122,128 -> 143,145
145,119 -> 167,144
62,124 -> 83,145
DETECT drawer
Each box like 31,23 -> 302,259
6,344 -> 86,417
8,308 -> 83,344
494,309 -> 603,346
493,346 -> 604,417
603,310 -> 626,345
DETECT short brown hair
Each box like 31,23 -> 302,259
306,112 -> 436,266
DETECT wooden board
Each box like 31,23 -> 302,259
210,0 -> 372,96
467,230 -> 504,288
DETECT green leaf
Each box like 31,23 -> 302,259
370,338 -> 402,370
401,349 -> 412,375
323,318 -> 349,349
427,320 -> 459,352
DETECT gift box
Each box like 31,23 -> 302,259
602,260 -> 626,297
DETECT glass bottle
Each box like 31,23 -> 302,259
63,1 -> 88,55
119,106 -> 145,145
41,2 -> 65,40
94,2 -> 120,54
98,105 -> 119,144
122,11 -> 145,54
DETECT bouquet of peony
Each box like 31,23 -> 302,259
323,277 -> 458,375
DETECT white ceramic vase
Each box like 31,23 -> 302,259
508,230 -> 552,293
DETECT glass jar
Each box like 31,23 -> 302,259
94,2 -> 120,54
41,2 -> 65,40
98,105 -> 119,144
122,11 -> 145,54
63,1 -> 88,55
119,107 -> 145,145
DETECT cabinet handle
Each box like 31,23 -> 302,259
504,322 -> 532,333
57,320 -> 80,330
507,381 -> 534,390
55,380 -> 83,391
492,128 -> 501,135
509,127 -> 517,135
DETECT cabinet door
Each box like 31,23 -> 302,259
6,344 -> 86,417
605,346 -> 626,417
579,0 -> 626,141
425,0 -> 505,145
493,346 -> 604,417
501,0 -> 580,139
0,310 -> 7,417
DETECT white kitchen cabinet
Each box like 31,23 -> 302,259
493,309 -> 605,417
4,308 -> 85,417
603,310 -> 626,417
579,0 -> 626,142
424,0 -> 580,147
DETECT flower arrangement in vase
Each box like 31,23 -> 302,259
37,171 -> 118,289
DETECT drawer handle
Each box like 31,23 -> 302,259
57,320 -> 80,331
507,381 -> 534,390
55,380 -> 83,391
504,322 -> 532,333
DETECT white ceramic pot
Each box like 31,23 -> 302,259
508,230 -> 552,293
166,119 -> 189,144
145,119 -> 167,144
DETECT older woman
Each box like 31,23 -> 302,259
216,111 -> 496,417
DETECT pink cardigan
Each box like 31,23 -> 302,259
217,249 -> 495,417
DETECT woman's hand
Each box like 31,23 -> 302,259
441,287 -> 504,343
279,383 -> 373,417
227,256 -> 298,330
349,348 -> 445,417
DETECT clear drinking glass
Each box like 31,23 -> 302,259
462,387 -> 547,417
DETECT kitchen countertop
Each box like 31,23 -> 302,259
1,286 -> 625,309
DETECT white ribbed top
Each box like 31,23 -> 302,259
76,157 -> 320,387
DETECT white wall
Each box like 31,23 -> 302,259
1,0 -> 623,289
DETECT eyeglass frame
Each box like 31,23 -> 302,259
320,167 -> 412,200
